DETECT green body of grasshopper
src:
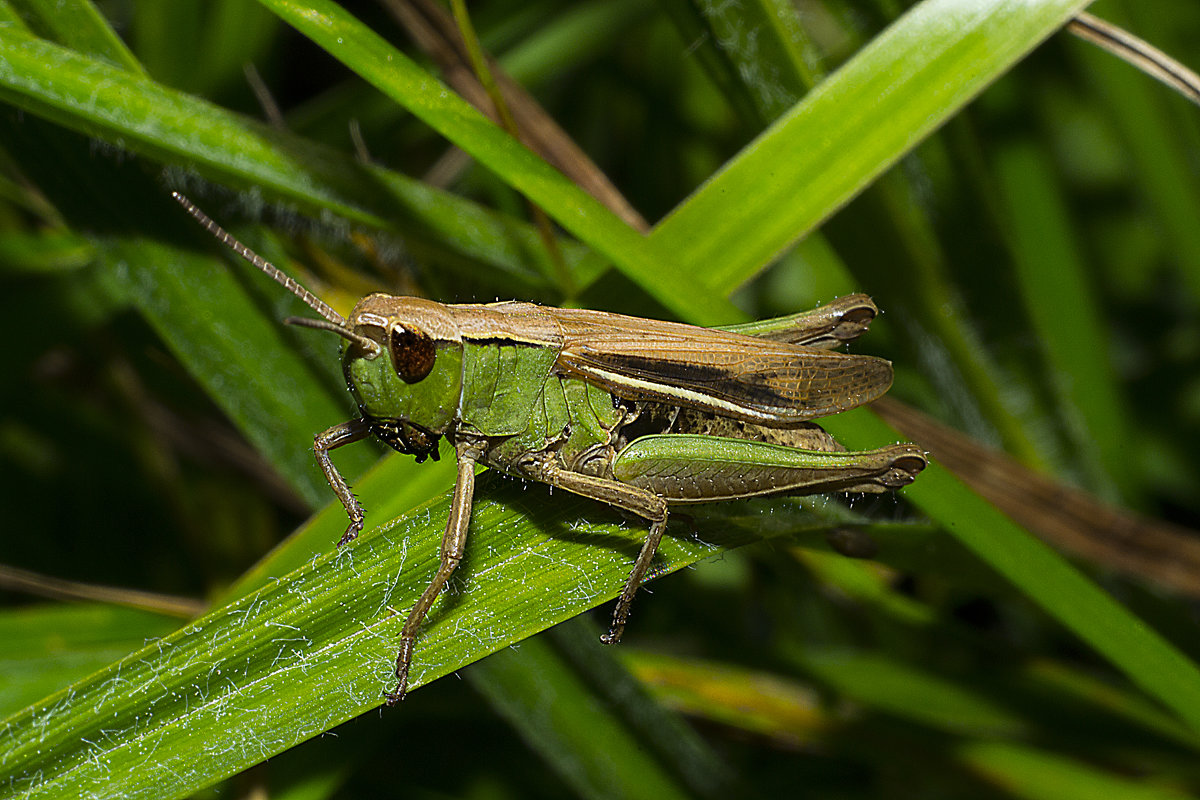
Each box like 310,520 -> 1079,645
174,193 -> 926,705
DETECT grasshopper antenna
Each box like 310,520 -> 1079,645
172,192 -> 380,355
172,191 -> 346,326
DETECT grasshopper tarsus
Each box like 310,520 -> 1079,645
336,523 -> 363,548
386,638 -> 416,706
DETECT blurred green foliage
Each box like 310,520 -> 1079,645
2,0 -> 1200,798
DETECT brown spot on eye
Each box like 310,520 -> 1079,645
390,325 -> 436,383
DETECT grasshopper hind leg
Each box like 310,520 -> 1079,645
600,516 -> 669,645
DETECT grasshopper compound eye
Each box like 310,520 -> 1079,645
389,325 -> 436,383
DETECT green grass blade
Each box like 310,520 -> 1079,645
1070,1 -> 1200,300
658,0 -> 819,126
255,0 -> 740,324
10,0 -> 144,74
992,139 -> 1131,498
651,0 -> 1094,292
958,740 -> 1194,800
220,456 -> 723,800
219,454 -> 456,602
823,408 -> 1200,735
0,230 -> 92,274
0,605 -> 179,718
468,621 -> 731,800
635,0 -> 1200,736
663,1 -> 1055,469
500,0 -> 649,88
0,475 -> 775,799
0,2 -> 25,28
0,25 -> 591,295
95,236 -> 374,507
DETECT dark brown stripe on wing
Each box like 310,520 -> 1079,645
560,344 -> 893,424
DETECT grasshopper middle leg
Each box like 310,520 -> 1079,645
386,438 -> 486,705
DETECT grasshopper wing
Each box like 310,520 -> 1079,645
552,310 -> 893,425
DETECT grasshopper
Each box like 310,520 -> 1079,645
173,192 -> 926,704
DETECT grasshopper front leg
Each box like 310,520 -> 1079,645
314,419 -> 373,546
387,437 -> 488,705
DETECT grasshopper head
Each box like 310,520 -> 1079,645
338,295 -> 465,457
169,194 -> 466,459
